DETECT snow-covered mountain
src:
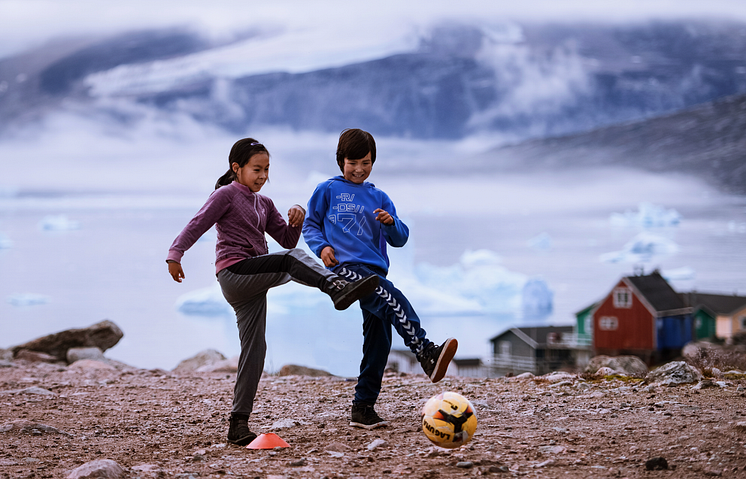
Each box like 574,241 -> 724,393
475,91 -> 746,194
2,20 -> 746,141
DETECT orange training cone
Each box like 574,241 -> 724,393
246,433 -> 290,449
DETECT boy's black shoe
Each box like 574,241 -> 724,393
327,275 -> 379,310
350,404 -> 388,429
227,414 -> 257,446
418,338 -> 458,383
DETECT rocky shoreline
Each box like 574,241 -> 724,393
3,322 -> 746,478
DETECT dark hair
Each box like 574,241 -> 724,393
215,138 -> 269,189
336,128 -> 376,172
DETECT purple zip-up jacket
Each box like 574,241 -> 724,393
167,181 -> 301,273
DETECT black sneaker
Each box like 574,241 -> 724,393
418,338 -> 458,383
350,404 -> 388,429
227,414 -> 257,446
327,275 -> 379,310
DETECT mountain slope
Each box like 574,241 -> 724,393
2,21 -> 746,141
478,92 -> 746,194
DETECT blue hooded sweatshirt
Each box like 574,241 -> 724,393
303,176 -> 409,274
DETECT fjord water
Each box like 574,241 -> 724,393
1,130 -> 744,377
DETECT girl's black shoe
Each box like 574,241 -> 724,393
350,404 -> 388,429
228,414 -> 257,446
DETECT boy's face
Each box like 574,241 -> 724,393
342,152 -> 372,184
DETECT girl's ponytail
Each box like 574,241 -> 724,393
215,138 -> 269,190
215,169 -> 234,189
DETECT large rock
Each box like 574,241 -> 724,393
67,347 -> 105,364
173,349 -> 226,373
585,355 -> 649,377
278,364 -> 333,377
66,459 -> 126,479
0,348 -> 12,361
196,355 -> 239,373
11,320 -> 123,361
647,361 -> 703,386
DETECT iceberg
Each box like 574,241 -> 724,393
609,202 -> 681,228
175,284 -> 233,317
7,293 -> 50,307
521,277 -> 554,320
38,215 -> 80,231
662,266 -> 696,282
599,232 -> 679,264
527,232 -> 552,252
414,249 -> 529,315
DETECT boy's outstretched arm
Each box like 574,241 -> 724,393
377,199 -> 409,247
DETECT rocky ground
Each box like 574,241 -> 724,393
3,358 -> 746,479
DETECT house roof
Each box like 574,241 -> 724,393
624,270 -> 686,313
679,292 -> 746,316
452,358 -> 482,367
490,325 -> 574,346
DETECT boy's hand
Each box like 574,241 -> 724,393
288,205 -> 306,227
168,261 -> 185,283
321,246 -> 339,267
374,208 -> 394,225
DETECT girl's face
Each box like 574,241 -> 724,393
233,153 -> 270,192
342,152 -> 372,184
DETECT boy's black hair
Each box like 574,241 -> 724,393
215,138 -> 269,189
336,129 -> 376,172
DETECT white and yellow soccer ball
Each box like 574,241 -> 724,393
421,391 -> 477,448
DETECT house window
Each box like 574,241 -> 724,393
599,316 -> 618,331
740,316 -> 746,330
613,288 -> 632,308
499,341 -> 511,357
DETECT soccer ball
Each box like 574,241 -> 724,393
421,391 -> 477,448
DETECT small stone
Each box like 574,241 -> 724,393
367,439 -> 387,450
289,458 -> 306,467
456,461 -> 473,469
645,457 -> 668,470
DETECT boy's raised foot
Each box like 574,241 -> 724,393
327,275 -> 379,310
227,414 -> 257,446
350,404 -> 388,429
418,338 -> 458,383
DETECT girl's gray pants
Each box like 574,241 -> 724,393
216,248 -> 336,416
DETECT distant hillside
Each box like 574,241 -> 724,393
3,21 -> 746,141
477,93 -> 746,194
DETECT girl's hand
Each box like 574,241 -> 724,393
288,205 -> 306,227
321,246 -> 339,267
168,261 -> 185,283
374,208 -> 394,225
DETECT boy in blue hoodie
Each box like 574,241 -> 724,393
303,128 -> 458,429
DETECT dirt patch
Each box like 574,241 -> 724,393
2,362 -> 746,478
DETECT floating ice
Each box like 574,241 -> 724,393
727,221 -> 746,233
521,277 -> 554,320
414,249 -> 530,314
7,293 -> 50,307
610,202 -> 681,228
599,232 -> 679,264
662,266 -> 696,281
527,232 -> 552,252
175,284 -> 232,317
38,215 -> 80,231
0,233 -> 12,249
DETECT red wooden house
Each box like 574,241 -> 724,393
592,270 -> 692,364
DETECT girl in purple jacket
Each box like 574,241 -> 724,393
166,138 -> 378,446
